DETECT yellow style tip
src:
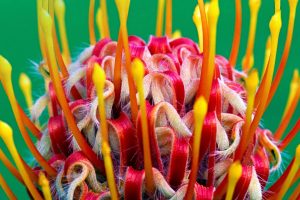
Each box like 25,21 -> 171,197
269,11 -> 282,38
246,69 -> 259,93
115,0 -> 130,18
193,96 -> 208,120
172,30 -> 181,39
92,63 -> 106,90
207,0 -> 220,24
228,161 -> 242,181
19,73 -> 31,91
54,0 -> 65,18
0,55 -> 12,82
132,58 -> 145,85
0,121 -> 13,141
192,5 -> 200,25
40,9 -> 53,37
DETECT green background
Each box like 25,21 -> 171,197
0,0 -> 299,199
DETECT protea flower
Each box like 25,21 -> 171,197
0,0 -> 299,199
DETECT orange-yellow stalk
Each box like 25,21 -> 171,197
96,7 -> 105,40
262,36 -> 271,77
235,70 -> 259,160
274,81 -> 300,140
184,97 -> 208,200
266,0 -> 298,108
19,73 -> 33,110
0,121 -> 42,200
113,31 -> 123,107
247,11 -> 281,155
48,0 -> 68,77
0,173 -> 17,200
89,0 -> 96,45
277,145 -> 300,199
103,142 -> 119,200
193,3 -> 209,53
54,0 -> 71,64
165,0 -> 172,38
242,0 -> 261,71
197,0 -> 219,102
40,8 -> 104,171
0,149 -> 23,184
0,55 -> 56,176
282,70 -> 299,119
156,0 -> 165,37
132,58 -> 155,194
100,0 -> 110,38
225,161 -> 242,200
37,0 -> 48,63
93,64 -> 119,199
115,0 -> 138,122
229,0 -> 242,67
39,172 -> 52,200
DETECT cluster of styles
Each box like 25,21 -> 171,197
0,0 -> 299,199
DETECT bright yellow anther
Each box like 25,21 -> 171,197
242,0 -> 261,71
270,11 -> 282,38
93,64 -> 119,200
156,0 -> 165,37
0,56 -> 12,82
132,58 -> 155,194
38,172 -> 52,200
226,161 -> 242,200
193,5 -> 202,51
40,9 -> 53,38
0,121 -> 42,200
0,173 -> 17,200
262,36 -> 271,77
185,96 -> 207,200
277,145 -> 300,199
172,30 -> 181,39
246,69 -> 259,95
132,59 -> 145,86
96,7 -> 105,39
19,73 -> 33,109
282,69 -> 299,118
54,0 -> 71,64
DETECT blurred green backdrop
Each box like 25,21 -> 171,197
0,0 -> 299,199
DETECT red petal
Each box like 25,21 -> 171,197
124,167 -> 144,200
48,115 -> 70,156
148,36 -> 172,54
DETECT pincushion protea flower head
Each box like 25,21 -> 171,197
0,0 -> 299,199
